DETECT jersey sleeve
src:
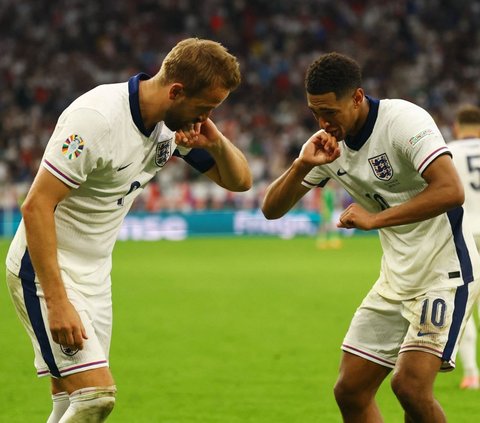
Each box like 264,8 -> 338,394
392,103 -> 450,175
173,147 -> 215,173
301,166 -> 331,189
42,108 -> 110,188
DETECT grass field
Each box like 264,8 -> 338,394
1,236 -> 478,422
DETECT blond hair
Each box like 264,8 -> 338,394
456,104 -> 480,125
157,38 -> 241,95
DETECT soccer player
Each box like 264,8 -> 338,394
5,38 -> 251,423
262,52 -> 480,422
448,104 -> 480,390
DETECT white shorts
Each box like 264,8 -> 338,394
342,279 -> 480,371
6,269 -> 112,378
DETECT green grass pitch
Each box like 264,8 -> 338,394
1,236 -> 478,422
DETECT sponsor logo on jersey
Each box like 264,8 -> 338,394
408,129 -> 435,147
62,134 -> 85,160
155,140 -> 171,167
368,153 -> 393,181
60,345 -> 79,356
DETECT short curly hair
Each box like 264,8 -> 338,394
305,52 -> 362,99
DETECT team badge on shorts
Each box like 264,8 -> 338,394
60,345 -> 79,356
155,140 -> 172,167
62,134 -> 85,160
369,153 -> 393,181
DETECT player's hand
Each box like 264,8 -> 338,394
175,119 -> 223,150
47,299 -> 88,350
298,130 -> 341,166
337,203 -> 376,230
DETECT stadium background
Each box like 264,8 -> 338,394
1,1 -> 480,422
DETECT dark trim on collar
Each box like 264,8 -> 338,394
344,96 -> 380,151
128,73 -> 153,137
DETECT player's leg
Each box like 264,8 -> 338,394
50,369 -> 116,423
46,390 -> 70,423
395,280 -> 480,421
391,351 -> 446,422
337,289 -> 405,422
334,352 -> 391,422
6,269 -> 116,422
56,278 -> 116,422
458,314 -> 479,389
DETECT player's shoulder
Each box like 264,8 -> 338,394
378,98 -> 437,135
63,82 -> 129,122
379,98 -> 429,117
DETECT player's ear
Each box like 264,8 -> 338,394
169,83 -> 184,100
352,88 -> 364,108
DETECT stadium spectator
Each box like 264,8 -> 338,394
448,104 -> 480,390
262,52 -> 480,422
1,0 -> 480,212
5,38 -> 251,423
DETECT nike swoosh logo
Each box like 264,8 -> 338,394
417,331 -> 438,337
337,169 -> 347,176
118,162 -> 133,171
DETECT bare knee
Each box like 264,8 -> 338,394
391,373 -> 426,408
334,376 -> 369,410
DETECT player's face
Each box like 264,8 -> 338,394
164,86 -> 229,131
307,89 -> 362,140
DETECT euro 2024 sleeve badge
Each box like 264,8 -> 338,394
62,134 -> 85,160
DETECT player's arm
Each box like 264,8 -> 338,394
262,160 -> 312,219
201,135 -> 251,191
21,167 -> 88,349
262,130 -> 340,219
338,154 -> 464,230
176,119 -> 252,191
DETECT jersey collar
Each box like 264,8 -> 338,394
128,73 -> 154,137
344,95 -> 379,151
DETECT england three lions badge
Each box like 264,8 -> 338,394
155,140 -> 172,167
368,153 -> 393,181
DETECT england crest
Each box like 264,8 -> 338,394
155,140 -> 171,167
368,153 -> 393,181
60,345 -> 79,356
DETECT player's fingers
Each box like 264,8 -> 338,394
188,128 -> 198,141
69,328 -> 84,350
63,330 -> 76,349
193,122 -> 202,133
175,131 -> 189,145
81,323 -> 89,340
51,330 -> 60,345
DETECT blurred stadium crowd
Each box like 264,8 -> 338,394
1,0 -> 479,212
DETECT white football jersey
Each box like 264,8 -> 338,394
302,97 -> 480,300
6,74 -> 215,295
448,138 -> 480,237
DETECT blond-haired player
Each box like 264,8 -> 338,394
6,38 -> 251,422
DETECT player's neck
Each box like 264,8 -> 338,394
456,127 -> 480,140
351,97 -> 370,136
138,79 -> 169,131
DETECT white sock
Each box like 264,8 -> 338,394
46,392 -> 70,423
459,316 -> 479,377
59,386 -> 117,423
